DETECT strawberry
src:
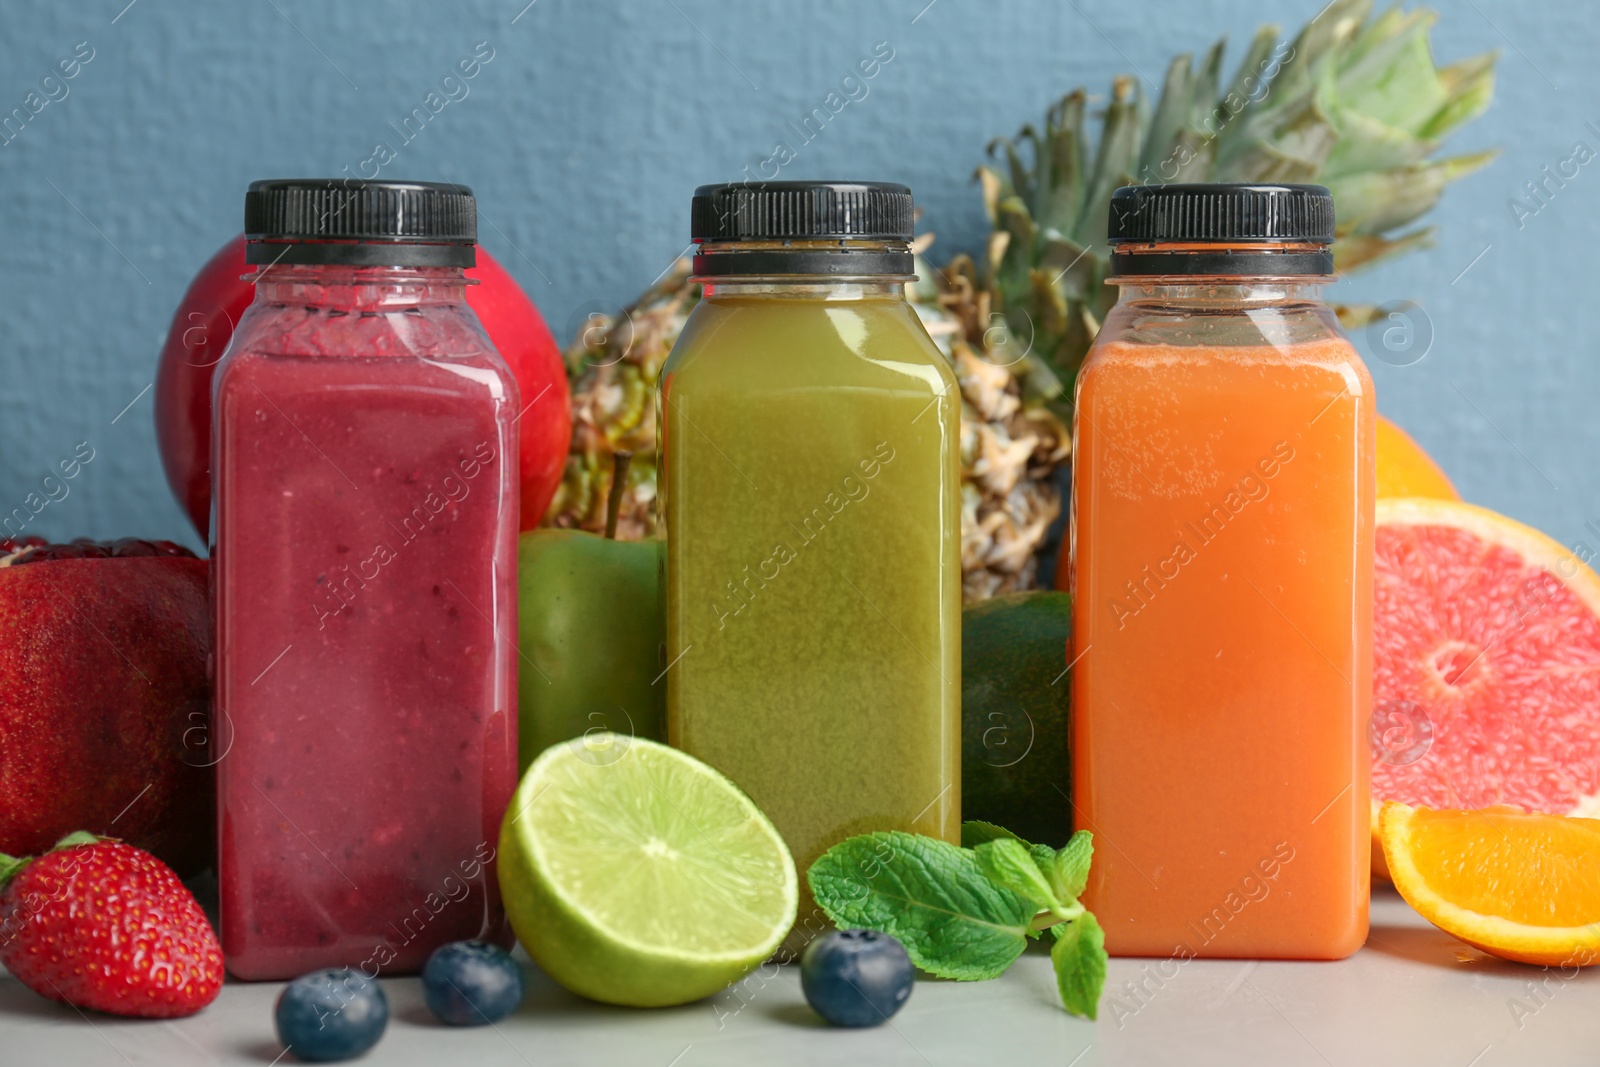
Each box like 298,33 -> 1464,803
0,832 -> 222,1017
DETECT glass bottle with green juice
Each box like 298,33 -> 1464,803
660,181 -> 961,934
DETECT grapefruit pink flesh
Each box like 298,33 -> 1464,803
1373,498 -> 1600,817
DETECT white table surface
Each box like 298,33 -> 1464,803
2,887 -> 1594,1067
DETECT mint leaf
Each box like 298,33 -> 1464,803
960,820 -> 1021,849
1052,830 -> 1094,901
1051,912 -> 1107,1020
962,821 -> 1059,883
808,831 -> 1034,980
974,838 -> 1057,911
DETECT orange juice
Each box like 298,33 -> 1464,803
1070,183 -> 1373,959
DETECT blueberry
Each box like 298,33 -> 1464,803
273,968 -> 388,1062
800,929 -> 914,1027
421,940 -> 524,1026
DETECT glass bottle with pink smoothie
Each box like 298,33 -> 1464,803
213,179 -> 519,980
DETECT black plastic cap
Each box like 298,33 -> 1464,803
1108,183 -> 1335,277
692,181 -> 914,241
1108,183 -> 1334,244
690,181 -> 915,277
244,179 -> 477,268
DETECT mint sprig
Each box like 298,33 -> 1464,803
807,821 -> 1108,1019
1051,910 -> 1106,1019
807,831 -> 1034,980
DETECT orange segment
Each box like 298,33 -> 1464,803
1379,801 -> 1600,966
1376,416 -> 1458,499
1370,800 -> 1390,882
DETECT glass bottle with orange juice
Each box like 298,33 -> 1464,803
1071,183 -> 1373,959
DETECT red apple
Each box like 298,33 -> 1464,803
153,235 -> 571,540
0,545 -> 212,874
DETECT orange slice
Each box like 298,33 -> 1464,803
1379,801 -> 1600,966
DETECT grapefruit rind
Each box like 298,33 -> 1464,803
1375,498 -> 1600,613
1379,801 -> 1600,967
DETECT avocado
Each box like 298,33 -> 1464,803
961,591 -> 1074,847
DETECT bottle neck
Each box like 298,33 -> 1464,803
699,279 -> 908,300
250,264 -> 471,311
694,237 -> 913,297
1107,240 -> 1332,297
1111,279 -> 1328,309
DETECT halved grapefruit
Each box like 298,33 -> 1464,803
1371,498 -> 1600,877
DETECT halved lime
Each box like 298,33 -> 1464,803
498,732 -> 798,1006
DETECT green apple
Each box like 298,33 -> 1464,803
516,455 -> 662,772
517,529 -> 662,771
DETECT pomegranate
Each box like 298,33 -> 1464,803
154,234 -> 571,540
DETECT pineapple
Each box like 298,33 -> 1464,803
909,238 -> 1070,600
548,0 -> 1496,600
546,264 -> 692,542
980,0 -> 1497,399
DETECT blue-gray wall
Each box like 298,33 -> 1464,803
0,1 -> 1586,552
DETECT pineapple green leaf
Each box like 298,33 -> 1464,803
1220,24 -> 1281,116
1036,236 -> 1095,301
1027,269 -> 1071,350
1190,38 -> 1227,128
1356,17 -> 1445,119
1328,150 -> 1497,235
1039,91 -> 1088,234
1014,347 -> 1065,406
984,229 -> 1011,292
1291,0 -> 1373,74
1424,52 -> 1497,139
1074,75 -> 1145,250
1142,53 -> 1196,177
1007,134 -> 1037,213
1333,302 -> 1383,331
970,0 -> 1496,405
1332,226 -> 1436,274
1318,108 -> 1433,177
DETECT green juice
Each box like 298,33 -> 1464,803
660,287 -> 961,931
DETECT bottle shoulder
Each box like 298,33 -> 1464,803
214,333 -> 519,428
664,296 -> 955,394
216,300 -> 512,387
1084,301 -> 1366,373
